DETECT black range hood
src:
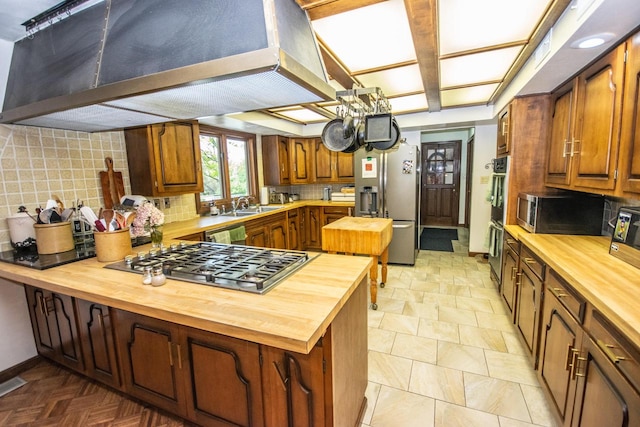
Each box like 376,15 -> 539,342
1,0 -> 335,132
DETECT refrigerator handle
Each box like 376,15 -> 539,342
381,152 -> 387,218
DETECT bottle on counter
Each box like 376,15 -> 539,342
151,265 -> 166,287
142,266 -> 153,285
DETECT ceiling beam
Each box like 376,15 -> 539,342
404,0 -> 441,111
295,0 -> 386,20
317,38 -> 360,90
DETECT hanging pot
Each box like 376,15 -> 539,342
342,121 -> 365,153
321,118 -> 356,152
369,117 -> 400,150
7,206 -> 37,249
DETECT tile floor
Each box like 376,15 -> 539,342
361,228 -> 558,427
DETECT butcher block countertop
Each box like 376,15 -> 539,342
504,224 -> 640,349
0,247 -> 371,354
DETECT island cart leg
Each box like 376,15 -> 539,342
370,254 -> 379,310
380,246 -> 389,288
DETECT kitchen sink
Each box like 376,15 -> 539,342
220,211 -> 257,217
244,205 -> 283,213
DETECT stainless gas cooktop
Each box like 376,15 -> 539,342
105,242 -> 315,294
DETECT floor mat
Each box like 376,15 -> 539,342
419,228 -> 458,252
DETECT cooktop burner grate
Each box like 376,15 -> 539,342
104,242 -> 314,294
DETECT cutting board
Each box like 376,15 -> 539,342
100,157 -> 125,209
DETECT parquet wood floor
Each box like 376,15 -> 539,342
0,360 -> 196,426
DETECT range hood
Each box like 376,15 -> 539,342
0,0 -> 335,132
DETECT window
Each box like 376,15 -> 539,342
197,126 -> 258,212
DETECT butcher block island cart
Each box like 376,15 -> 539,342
0,247 -> 372,427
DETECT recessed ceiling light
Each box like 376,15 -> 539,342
570,32 -> 615,49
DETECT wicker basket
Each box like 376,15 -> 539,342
34,222 -> 75,254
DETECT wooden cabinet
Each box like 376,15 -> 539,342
538,270 -> 585,426
322,206 -> 352,225
177,232 -> 204,241
261,340 -> 329,427
312,139 -> 354,183
24,285 -> 84,373
515,245 -> 545,367
290,138 -> 313,184
76,299 -> 120,389
618,31 -> 640,195
500,231 -> 520,321
496,103 -> 511,156
545,45 -> 626,193
124,120 -> 203,196
246,213 -> 287,249
287,209 -> 301,250
305,206 -> 322,250
113,309 -> 265,427
262,135 -> 291,186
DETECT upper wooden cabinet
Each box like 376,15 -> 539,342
262,135 -> 291,186
289,138 -> 313,184
545,44 -> 626,193
312,139 -> 354,182
496,103 -> 511,156
618,32 -> 640,195
124,121 -> 204,196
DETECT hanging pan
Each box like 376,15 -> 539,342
369,116 -> 400,150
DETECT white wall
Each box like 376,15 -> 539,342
0,278 -> 37,371
468,124 -> 497,254
0,38 -> 13,110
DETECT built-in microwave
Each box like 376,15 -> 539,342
516,192 -> 604,234
609,206 -> 640,269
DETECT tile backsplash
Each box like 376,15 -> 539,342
0,124 -> 198,252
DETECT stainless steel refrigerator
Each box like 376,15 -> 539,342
354,142 -> 420,265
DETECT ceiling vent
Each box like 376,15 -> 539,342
1,0 -> 335,132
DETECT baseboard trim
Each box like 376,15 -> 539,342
0,356 -> 41,384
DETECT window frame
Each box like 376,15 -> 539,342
196,125 -> 259,214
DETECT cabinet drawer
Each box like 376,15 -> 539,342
504,231 -> 520,254
323,206 -> 349,215
546,269 -> 585,323
520,245 -> 544,280
588,310 -> 640,393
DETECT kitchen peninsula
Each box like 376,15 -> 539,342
0,233 -> 371,426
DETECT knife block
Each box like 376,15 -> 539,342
34,222 -> 75,254
94,228 -> 132,262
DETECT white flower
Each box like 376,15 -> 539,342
130,201 -> 165,237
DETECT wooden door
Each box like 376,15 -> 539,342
25,286 -> 58,361
515,263 -> 542,363
182,327 -> 264,427
246,225 -> 267,248
571,336 -> 640,427
420,141 -> 461,226
501,243 -> 519,318
76,299 -> 121,389
546,82 -> 576,187
306,206 -> 322,249
268,218 -> 288,249
313,139 -> 333,182
570,45 -> 625,191
113,310 -> 187,417
288,210 -> 301,250
538,289 -> 582,426
151,121 -> 203,194
290,139 -> 312,184
336,151 -> 354,180
619,32 -> 640,194
262,135 -> 291,185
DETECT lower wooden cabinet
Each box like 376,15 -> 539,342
24,285 -> 84,373
245,213 -> 287,249
500,232 -> 520,320
287,209 -> 302,250
515,246 -> 545,366
113,309 -> 265,427
306,206 -> 323,250
76,299 -> 120,389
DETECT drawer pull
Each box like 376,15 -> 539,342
523,257 -> 537,265
552,288 -> 568,298
506,238 -> 517,245
168,342 -> 174,367
597,339 -> 626,364
511,267 -> 517,281
565,344 -> 574,371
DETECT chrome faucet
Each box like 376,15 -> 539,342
234,196 -> 252,211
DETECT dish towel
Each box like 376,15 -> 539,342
486,222 -> 498,257
212,230 -> 231,244
229,226 -> 246,242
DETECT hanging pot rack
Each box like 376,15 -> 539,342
335,87 -> 392,119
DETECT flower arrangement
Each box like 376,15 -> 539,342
130,201 -> 165,238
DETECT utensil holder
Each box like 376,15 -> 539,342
94,228 -> 132,262
34,222 -> 75,254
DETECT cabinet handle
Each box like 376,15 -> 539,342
272,361 -> 288,392
502,121 -> 508,136
506,238 -> 517,245
569,348 -> 579,379
597,339 -> 626,364
523,257 -> 537,265
348,207 -> 353,216
550,287 -> 568,298
98,311 -> 105,329
176,344 -> 182,369
565,344 -> 574,371
38,294 -> 46,316
571,139 -> 580,156
515,272 -> 522,286
168,342 -> 174,367
562,139 -> 571,158
511,267 -> 517,281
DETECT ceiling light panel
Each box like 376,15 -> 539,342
388,94 -> 429,113
356,64 -> 424,96
312,0 -> 415,73
440,46 -> 522,88
438,0 -> 552,55
440,83 -> 499,107
273,108 -> 327,123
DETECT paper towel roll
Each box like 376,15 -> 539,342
260,187 -> 271,205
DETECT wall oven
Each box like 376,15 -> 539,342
488,157 -> 508,284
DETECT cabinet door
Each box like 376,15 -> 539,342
268,218 -> 288,250
76,299 -> 120,389
571,336 -> 640,427
313,139 -> 333,182
182,327 -> 264,427
25,286 -> 58,361
538,288 -> 582,426
501,244 -> 518,319
515,261 -> 543,365
261,344 -> 327,427
306,206 -> 322,250
323,206 -> 350,226
336,151 -> 354,180
113,310 -> 186,416
262,135 -> 291,185
546,82 -> 576,187
288,210 -> 301,250
619,32 -> 640,194
570,45 -> 625,191
246,225 -> 268,248
497,104 -> 511,156
290,139 -> 312,184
